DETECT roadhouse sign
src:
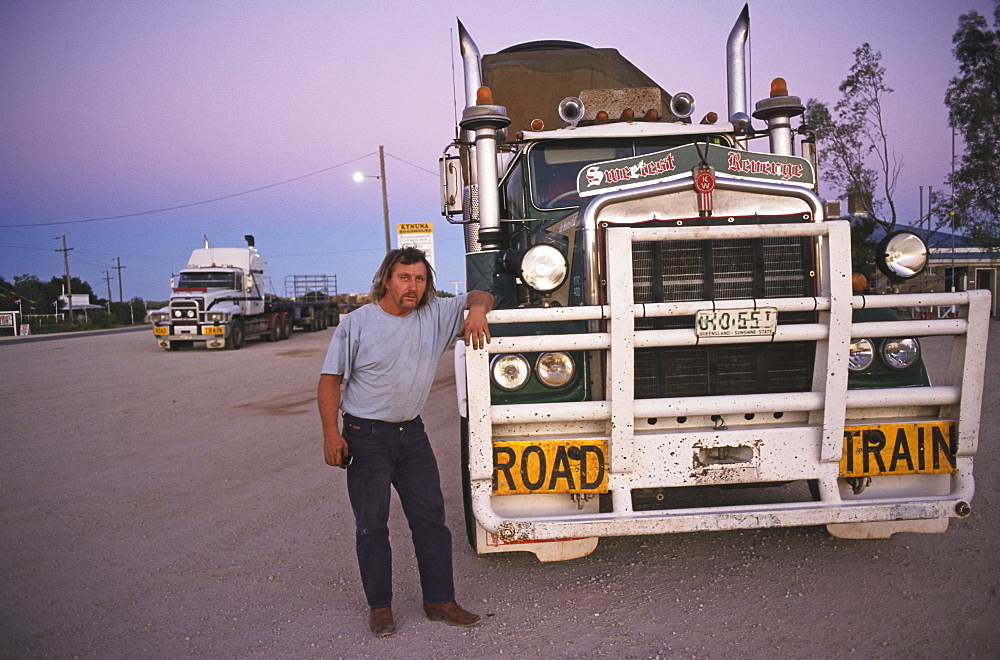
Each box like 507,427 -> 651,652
493,439 -> 608,495
577,142 -> 815,197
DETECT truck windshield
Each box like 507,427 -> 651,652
176,272 -> 238,289
528,136 -> 729,210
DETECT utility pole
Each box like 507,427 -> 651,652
56,235 -> 73,318
103,271 -> 113,309
951,126 -> 956,295
113,257 -> 126,303
379,145 -> 391,255
919,185 -> 924,238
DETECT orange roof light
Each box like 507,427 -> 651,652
596,111 -> 609,124
645,108 -> 659,121
621,108 -> 634,120
770,78 -> 789,97
476,86 -> 494,105
530,118 -> 544,131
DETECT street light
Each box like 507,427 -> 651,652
353,145 -> 392,255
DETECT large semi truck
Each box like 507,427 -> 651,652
149,235 -> 338,350
442,6 -> 989,561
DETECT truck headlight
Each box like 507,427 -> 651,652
149,312 -> 168,322
881,338 -> 920,370
173,310 -> 182,318
520,244 -> 567,292
206,312 -> 229,322
491,354 -> 530,391
849,338 -> 875,371
536,352 -> 575,387
876,231 -> 928,281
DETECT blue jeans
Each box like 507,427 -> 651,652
342,413 -> 455,609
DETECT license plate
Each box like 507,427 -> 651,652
153,327 -> 168,336
840,422 -> 956,477
695,307 -> 777,338
203,326 -> 224,335
493,439 -> 608,495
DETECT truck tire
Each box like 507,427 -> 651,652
226,319 -> 245,350
166,341 -> 181,351
264,318 -> 279,342
280,314 -> 292,340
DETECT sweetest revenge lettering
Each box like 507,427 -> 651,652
727,152 -> 804,181
586,154 -> 676,187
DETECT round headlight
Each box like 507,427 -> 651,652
849,338 -> 875,372
881,338 -> 920,370
536,352 -> 575,388
187,310 -> 196,318
173,310 -> 182,318
520,244 -> 567,292
876,231 -> 928,281
491,354 -> 530,391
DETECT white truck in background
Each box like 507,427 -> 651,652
149,235 -> 338,350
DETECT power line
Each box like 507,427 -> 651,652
385,152 -> 438,177
0,153 -> 377,229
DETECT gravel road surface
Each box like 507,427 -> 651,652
1,323 -> 997,658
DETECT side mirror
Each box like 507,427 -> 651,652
440,155 -> 463,216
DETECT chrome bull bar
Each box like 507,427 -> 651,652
465,221 -> 990,540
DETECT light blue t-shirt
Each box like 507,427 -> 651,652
321,294 -> 468,422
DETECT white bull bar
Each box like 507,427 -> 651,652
465,220 -> 990,541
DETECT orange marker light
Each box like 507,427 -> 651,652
645,108 -> 659,121
596,111 -> 609,124
530,118 -> 544,131
770,78 -> 789,97
621,108 -> 634,120
477,86 -> 494,105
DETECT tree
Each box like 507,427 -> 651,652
2,274 -> 95,315
803,43 -> 901,232
944,1 -> 1000,250
11,275 -> 49,314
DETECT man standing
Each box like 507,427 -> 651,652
317,246 -> 493,637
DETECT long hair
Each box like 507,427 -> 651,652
370,246 -> 436,310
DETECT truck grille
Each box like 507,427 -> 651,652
169,299 -> 202,324
630,234 -> 815,398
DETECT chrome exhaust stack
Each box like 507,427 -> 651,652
726,4 -> 751,131
458,20 -> 484,253
460,88 -> 509,252
458,20 -> 482,112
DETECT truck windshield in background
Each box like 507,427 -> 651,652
176,272 -> 238,289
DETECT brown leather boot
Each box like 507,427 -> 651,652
423,601 -> 481,627
368,606 -> 395,637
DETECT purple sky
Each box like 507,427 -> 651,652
1,0 -> 993,303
